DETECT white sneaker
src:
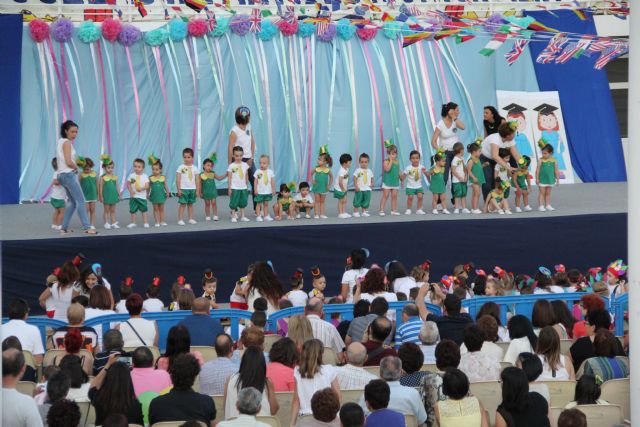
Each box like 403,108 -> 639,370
161,222 -> 168,226
353,212 -> 361,218
51,224 -> 57,229
391,211 -> 400,216
213,216 -> 219,221
188,219 -> 197,224
453,208 -> 460,214
442,209 -> 451,214
240,216 -> 250,222
462,208 -> 471,214
256,216 -> 264,222
231,217 -> 238,223
416,209 -> 426,215
472,209 -> 482,214
155,223 -> 160,228
143,223 -> 150,228
405,209 -> 412,215
177,220 -> 186,226
265,215 -> 273,222
505,209 -> 513,215
524,205 -> 533,212
320,215 -> 328,219
205,216 -> 211,221
314,215 -> 320,219
379,211 -> 386,216
344,213 -> 352,218
111,222 -> 120,229
498,209 -> 505,215
362,211 -> 370,217
296,214 -> 301,219
538,206 -> 546,212
432,209 -> 439,215
90,225 -> 96,230
305,214 -> 311,219
515,207 -> 522,213
546,205 -> 555,211
338,213 -> 348,219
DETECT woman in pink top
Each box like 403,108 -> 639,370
266,337 -> 298,392
156,325 -> 204,371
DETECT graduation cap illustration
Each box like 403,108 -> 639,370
533,103 -> 558,115
502,103 -> 527,114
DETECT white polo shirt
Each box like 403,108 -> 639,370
481,133 -> 516,160
1,319 -> 45,355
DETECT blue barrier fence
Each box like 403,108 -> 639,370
4,294 -> 627,351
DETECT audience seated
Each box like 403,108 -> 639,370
459,325 -> 501,383
288,314 -> 315,352
532,300 -> 569,340
130,346 -> 172,395
417,288 -> 473,346
2,348 -> 43,427
296,388 -> 341,427
362,379 -> 406,427
2,336 -> 37,382
306,298 -> 346,358
101,414 -> 129,427
395,304 -> 423,345
218,387 -> 272,427
354,268 -> 398,321
461,315 -> 503,362
503,315 -> 538,365
59,354 -> 90,402
417,321 -> 439,364
266,337 -> 298,392
49,303 -> 98,352
475,302 -> 510,343
84,286 -> 117,347
577,329 -> 629,381
535,326 -> 575,380
200,333 -> 239,396
495,367 -> 551,427
362,317 -> 397,366
420,339 -> 461,427
516,352 -> 550,404
46,399 -> 80,427
157,325 -> 204,371
346,298 -> 391,346
232,326 -> 270,363
336,342 -> 378,390
2,299 -> 45,364
557,408 -> 587,427
52,328 -> 93,375
37,370 -> 71,425
564,374 -> 608,408
436,368 -> 488,427
337,301 -> 369,342
571,294 -> 604,339
398,342 -> 428,387
177,297 -> 223,347
568,309 -> 625,372
93,329 -> 125,375
115,293 -> 159,347
340,402 -> 365,427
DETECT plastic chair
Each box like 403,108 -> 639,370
420,363 -> 439,373
363,366 -> 379,376
550,407 -> 564,427
469,381 -> 502,426
124,346 -> 161,364
275,391 -> 294,427
405,413 -> 418,427
539,380 -> 576,408
322,347 -> 339,365
16,381 -> 36,397
257,415 -> 282,427
575,404 -> 623,426
499,361 -> 512,370
76,401 -> 96,427
42,349 -> 94,376
212,395 -> 225,423
264,335 -> 283,352
342,389 -> 364,404
191,346 -> 217,362
601,378 -> 630,420
22,350 -> 38,370
495,342 -> 510,353
137,391 -> 160,426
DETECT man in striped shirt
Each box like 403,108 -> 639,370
395,304 -> 423,346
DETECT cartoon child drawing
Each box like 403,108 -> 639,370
502,103 -> 533,158
534,103 -> 566,177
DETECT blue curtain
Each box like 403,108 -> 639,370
0,15 -> 22,204
525,10 -> 626,182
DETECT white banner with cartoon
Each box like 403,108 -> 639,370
496,90 -> 575,184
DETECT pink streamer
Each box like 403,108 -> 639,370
362,42 -> 385,173
305,38 -> 313,182
46,37 -> 68,122
153,47 -> 171,157
58,42 -> 73,119
417,45 -> 437,128
39,184 -> 54,203
125,47 -> 141,144
397,39 -> 418,150
187,40 -> 198,152
434,41 -> 451,102
96,40 -> 112,155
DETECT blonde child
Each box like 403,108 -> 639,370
334,153 -> 352,219
427,153 -> 449,214
143,277 -> 164,312
200,153 -> 226,221
536,143 -> 559,211
176,147 -> 200,225
312,146 -> 333,219
202,271 -> 219,310
379,142 -> 401,216
450,142 -> 469,214
126,158 -> 150,228
98,154 -> 119,229
466,142 -> 485,214
353,153 -> 373,217
78,157 -> 97,228
294,182 -> 315,218
254,154 -> 276,222
50,158 -> 66,230
148,155 -> 169,227
484,178 -> 510,214
286,268 -> 308,307
227,145 -> 251,222
512,155 -> 532,212
274,183 -> 295,220
309,268 -> 327,300
402,150 -> 428,215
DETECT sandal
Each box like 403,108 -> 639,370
84,229 -> 98,235
59,229 -> 74,235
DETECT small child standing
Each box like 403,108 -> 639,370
379,142 -> 401,216
494,148 -> 512,209
512,155 -> 532,212
176,147 -> 200,226
148,155 -> 170,227
312,147 -> 333,219
50,158 -> 66,230
254,154 -> 276,222
536,143 -> 559,211
427,154 -> 450,214
484,178 -> 510,214
466,142 -> 486,214
274,183 -> 295,220
286,268 -> 308,307
126,158 -> 150,228
334,153 -> 352,219
402,150 -> 428,215
353,153 -> 373,217
143,277 -> 164,312
99,154 -> 120,229
450,142 -> 470,214
202,272 -> 219,310
115,276 -> 134,313
200,153 -> 225,222
294,182 -> 315,219
78,157 -> 97,228
227,146 -> 251,222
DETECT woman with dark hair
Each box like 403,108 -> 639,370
39,260 -> 80,322
340,248 -> 369,303
228,106 -> 257,211
420,339 -> 461,427
551,301 -> 576,339
387,260 -> 418,298
564,374 -> 609,408
84,285 -> 116,347
115,293 -> 159,347
516,352 -> 550,404
46,399 -> 81,427
354,268 -> 397,321
476,301 -> 509,342
267,337 -> 299,392
531,300 -> 568,339
55,120 -> 97,235
436,368 -> 488,427
156,325 -> 204,371
89,355 -> 143,425
483,106 -> 506,137
577,329 -> 629,381
496,367 -> 551,427
503,315 -> 537,365
430,102 -> 466,184
480,122 -> 520,199
246,261 -> 285,314
224,346 -> 279,419
535,326 -> 575,380
59,354 -> 90,402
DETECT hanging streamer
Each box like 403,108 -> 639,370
182,39 -> 198,153
371,39 -> 401,152
58,41 -> 74,119
256,39 -> 275,164
345,40 -> 359,157
412,44 -> 436,161
361,42 -> 385,173
113,44 -> 129,193
153,46 -> 172,160
305,38 -> 314,182
325,39 -> 338,145
290,37 -> 304,179
125,46 -> 141,144
389,38 -> 417,151
433,41 -> 451,102
89,44 -> 105,155
164,43 -> 183,107
274,34 -> 297,177
95,40 -> 112,156
102,42 -> 120,134
297,37 -> 309,180
193,38 -> 202,165
65,43 -> 84,116
45,38 -> 68,122
426,43 -> 445,103
203,37 -> 225,150
225,33 -> 245,103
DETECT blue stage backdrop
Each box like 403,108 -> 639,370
526,10 -> 626,183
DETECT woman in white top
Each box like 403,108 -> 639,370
115,294 -> 158,347
479,123 -> 520,199
55,120 -> 97,234
246,261 -> 285,315
228,106 -> 257,212
354,268 -> 398,321
291,339 -> 341,426
430,102 -> 466,185
535,326 -> 575,380
503,315 -> 538,365
387,261 -> 418,298
340,249 -> 369,303
39,261 -> 80,322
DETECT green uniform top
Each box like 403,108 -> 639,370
429,167 -> 446,194
200,172 -> 218,199
149,175 -> 167,204
512,169 -> 529,190
312,167 -> 331,193
101,175 -> 119,205
278,196 -> 294,208
490,188 -> 504,203
470,158 -> 486,185
539,157 -> 557,185
382,160 -> 401,187
80,171 -> 98,201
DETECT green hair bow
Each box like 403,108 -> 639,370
75,156 -> 87,168
148,153 -> 160,165
507,121 -> 519,131
288,181 -> 297,192
208,152 -> 217,163
100,153 -> 112,167
384,139 -> 394,149
318,145 -> 329,155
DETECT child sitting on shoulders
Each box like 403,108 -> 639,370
202,269 -> 219,310
50,158 -> 66,231
115,277 -> 134,313
294,182 -> 314,219
308,267 -> 327,300
274,183 -> 295,221
143,277 -> 164,312
286,268 -> 308,307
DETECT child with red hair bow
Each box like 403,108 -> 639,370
143,277 -> 164,312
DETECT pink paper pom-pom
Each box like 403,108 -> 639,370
277,19 -> 298,37
188,18 -> 209,38
356,26 -> 378,41
29,19 -> 50,43
102,18 -> 122,43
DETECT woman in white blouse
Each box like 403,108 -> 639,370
354,268 -> 397,321
535,326 -> 575,381
430,102 -> 466,185
503,315 -> 538,365
479,123 -> 520,199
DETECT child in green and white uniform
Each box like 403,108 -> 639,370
79,157 -> 97,228
227,145 -> 250,223
312,147 -> 333,219
512,155 -> 532,213
466,142 -> 485,214
402,150 -> 427,215
200,153 -> 226,222
494,148 -> 512,200
334,153 -> 352,219
379,142 -> 401,216
148,155 -> 170,227
353,153 -> 373,217
536,143 -> 559,212
484,178 -> 510,214
274,183 -> 295,220
427,154 -> 450,215
50,158 -> 66,230
450,142 -> 469,214
126,158 -> 150,229
254,154 -> 275,222
99,155 -> 120,229
176,147 -> 200,226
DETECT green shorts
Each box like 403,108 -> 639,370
255,194 -> 273,203
452,182 -> 468,198
51,198 -> 65,209
129,197 -> 148,213
230,189 -> 249,210
333,190 -> 347,200
405,188 -> 424,196
178,189 -> 196,205
353,191 -> 371,208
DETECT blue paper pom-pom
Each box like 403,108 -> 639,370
212,17 -> 230,38
145,28 -> 169,46
169,18 -> 188,42
298,21 -> 316,38
78,20 -> 101,44
383,21 -> 404,39
257,20 -> 278,41
336,19 -> 356,41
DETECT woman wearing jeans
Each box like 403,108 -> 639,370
431,102 -> 466,186
56,120 -> 97,235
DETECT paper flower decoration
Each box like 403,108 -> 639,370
78,21 -> 101,44
382,21 -> 403,39
102,18 -> 122,43
316,23 -> 336,42
230,14 -> 251,36
277,19 -> 298,37
298,21 -> 315,38
257,20 -> 278,41
169,18 -> 188,41
29,19 -> 50,43
336,19 -> 356,41
118,24 -> 141,46
356,26 -> 378,41
211,17 -> 229,37
51,18 -> 74,43
188,18 -> 209,37
144,28 -> 169,46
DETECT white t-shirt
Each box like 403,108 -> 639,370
404,165 -> 426,189
451,155 -> 466,183
84,308 -> 116,348
47,283 -> 75,322
503,336 -> 534,365
436,119 -> 460,150
143,298 -> 164,312
393,276 -> 418,298
353,168 -> 373,191
293,365 -> 337,416
2,388 -> 44,427
56,138 -> 76,174
481,133 -> 516,160
120,317 -> 157,347
51,172 -> 67,200
231,124 -> 253,159
127,173 -> 150,199
287,289 -> 308,307
334,167 -> 350,192
255,168 -> 275,195
538,354 -> 571,380
227,162 -> 250,189
176,164 -> 200,190
1,320 -> 45,355
494,164 -> 509,182
294,193 -> 314,204
360,292 -> 398,321
115,300 -> 127,314
341,268 -> 369,304
230,282 -> 249,304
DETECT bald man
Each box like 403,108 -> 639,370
178,297 -> 223,346
305,298 -> 346,358
335,343 -> 378,389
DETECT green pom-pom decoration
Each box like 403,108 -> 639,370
145,28 -> 169,47
212,17 -> 230,38
78,21 -> 101,44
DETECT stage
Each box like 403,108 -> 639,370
1,183 -> 628,314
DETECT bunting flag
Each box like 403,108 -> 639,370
381,12 -> 394,22
205,8 -> 217,31
555,35 -> 593,63
504,38 -> 529,65
594,42 -> 628,70
527,20 -> 560,33
134,0 -> 148,17
571,35 -> 594,59
478,26 -> 510,56
536,33 -> 568,64
362,0 -> 381,13
316,21 -> 330,36
185,0 -> 207,13
403,31 -> 432,47
585,38 -> 612,56
249,8 -> 262,32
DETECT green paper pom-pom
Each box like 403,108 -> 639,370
145,28 -> 169,46
78,21 -> 101,44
